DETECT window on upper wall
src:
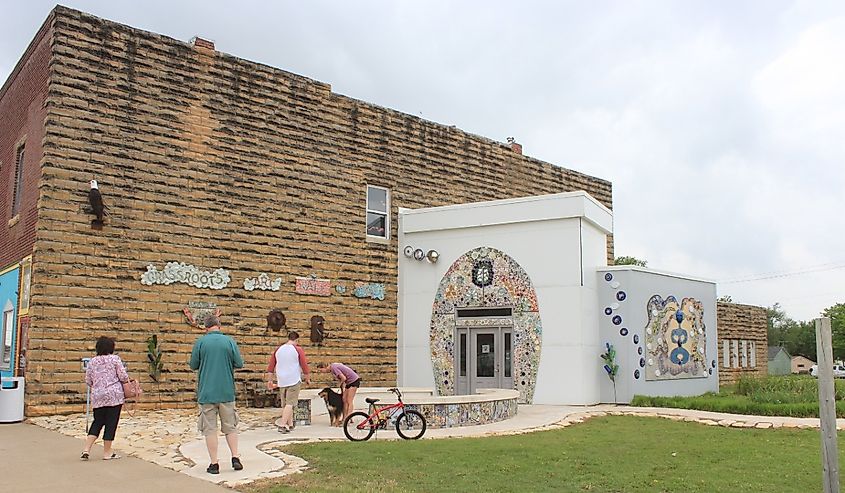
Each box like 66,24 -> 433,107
11,144 -> 25,216
366,185 -> 390,240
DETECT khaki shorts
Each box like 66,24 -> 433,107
198,401 -> 238,436
279,381 -> 301,407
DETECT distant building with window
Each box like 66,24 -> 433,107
791,355 -> 815,374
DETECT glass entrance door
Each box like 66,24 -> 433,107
472,331 -> 498,390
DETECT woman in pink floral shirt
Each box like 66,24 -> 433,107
81,336 -> 129,460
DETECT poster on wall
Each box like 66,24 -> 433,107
16,316 -> 29,376
18,257 -> 32,315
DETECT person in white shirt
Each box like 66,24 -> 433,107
265,331 -> 310,433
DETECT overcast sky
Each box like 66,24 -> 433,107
3,1 -> 843,321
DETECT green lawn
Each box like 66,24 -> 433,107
244,416 -> 842,493
633,374 -> 845,417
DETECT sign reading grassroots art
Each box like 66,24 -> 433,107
141,262 -> 231,290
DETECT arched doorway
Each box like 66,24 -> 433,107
429,247 -> 541,403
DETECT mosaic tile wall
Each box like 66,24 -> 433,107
405,397 -> 518,428
430,246 -> 542,403
644,295 -> 708,380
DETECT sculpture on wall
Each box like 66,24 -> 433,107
244,273 -> 282,291
142,262 -> 230,290
644,295 -> 707,380
87,179 -> 109,230
310,315 -> 326,345
600,342 -> 619,402
295,276 -> 331,296
267,309 -> 286,332
353,282 -> 385,300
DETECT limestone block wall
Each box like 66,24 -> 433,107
716,301 -> 768,385
22,6 -> 613,415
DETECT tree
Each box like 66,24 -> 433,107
767,303 -> 817,361
823,303 -> 845,361
614,256 -> 647,267
718,295 -> 733,303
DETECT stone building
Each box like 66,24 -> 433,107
715,302 -> 768,384
0,7 -> 614,415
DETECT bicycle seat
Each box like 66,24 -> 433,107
365,398 -> 380,404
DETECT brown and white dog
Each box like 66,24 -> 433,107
318,387 -> 344,426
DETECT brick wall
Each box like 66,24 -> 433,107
716,301 -> 768,385
0,15 -> 51,268
24,7 -> 613,414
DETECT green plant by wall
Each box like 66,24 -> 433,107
147,334 -> 164,382
601,342 -> 619,402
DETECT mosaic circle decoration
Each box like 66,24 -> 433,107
633,334 -> 639,344
605,273 -> 613,282
638,347 -> 643,355
616,291 -> 627,301
639,358 -> 645,367
620,327 -> 629,336
471,260 -> 494,288
612,315 -> 622,326
634,369 -> 640,379
604,307 -> 613,315
711,360 -> 716,368
708,368 -> 713,375
431,246 -> 541,404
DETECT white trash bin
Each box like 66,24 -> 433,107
0,377 -> 25,423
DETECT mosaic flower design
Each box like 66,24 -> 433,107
430,246 -> 541,403
644,295 -> 707,380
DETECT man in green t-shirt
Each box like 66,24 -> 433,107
189,315 -> 244,475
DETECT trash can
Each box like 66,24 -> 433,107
0,377 -> 25,423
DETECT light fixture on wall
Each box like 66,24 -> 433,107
404,245 -> 439,263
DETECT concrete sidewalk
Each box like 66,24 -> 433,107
0,422 -> 230,493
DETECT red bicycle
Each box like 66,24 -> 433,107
343,388 -> 427,441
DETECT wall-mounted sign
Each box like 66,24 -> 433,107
353,282 -> 385,300
17,316 -> 30,376
141,262 -> 230,290
295,277 -> 331,296
243,273 -> 282,291
183,302 -> 218,328
18,257 -> 32,316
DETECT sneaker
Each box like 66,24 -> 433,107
80,452 -> 89,461
207,463 -> 220,474
103,453 -> 122,460
232,457 -> 243,471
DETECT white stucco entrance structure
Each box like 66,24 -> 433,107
396,191 -> 719,406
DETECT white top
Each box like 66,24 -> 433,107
274,344 -> 302,387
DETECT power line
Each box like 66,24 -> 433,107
719,261 -> 845,284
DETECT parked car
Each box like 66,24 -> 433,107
810,365 -> 845,378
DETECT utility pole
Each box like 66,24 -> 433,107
816,317 -> 840,493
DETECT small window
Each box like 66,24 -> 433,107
740,340 -> 748,368
366,185 -> 389,239
731,340 -> 739,368
750,341 -> 756,368
722,340 -> 729,368
11,145 -> 25,216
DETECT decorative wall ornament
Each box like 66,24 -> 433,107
600,342 -> 620,401
310,315 -> 326,345
267,309 -> 286,331
183,302 -> 218,328
295,276 -> 331,296
18,256 -> 32,315
335,284 -> 347,294
147,334 -> 164,382
141,262 -> 230,289
644,295 -> 707,380
471,260 -> 494,288
243,273 -> 282,291
353,282 -> 385,300
430,246 -> 541,404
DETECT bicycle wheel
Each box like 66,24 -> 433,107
395,410 -> 426,439
344,412 -> 375,441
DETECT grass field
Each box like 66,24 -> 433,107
632,374 -> 845,417
244,415 -> 841,493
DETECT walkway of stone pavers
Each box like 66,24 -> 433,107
29,402 -> 845,488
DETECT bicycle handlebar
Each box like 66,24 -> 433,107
388,387 -> 402,400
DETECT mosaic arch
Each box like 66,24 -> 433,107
644,295 -> 707,380
430,246 -> 542,403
